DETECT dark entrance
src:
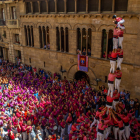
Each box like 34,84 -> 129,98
0,47 -> 3,58
74,71 -> 90,84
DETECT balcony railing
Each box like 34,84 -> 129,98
0,19 -> 6,26
7,19 -> 19,28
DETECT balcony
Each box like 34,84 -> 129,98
0,19 -> 6,26
7,19 -> 19,28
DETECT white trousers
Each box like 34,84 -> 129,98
61,127 -> 65,138
90,118 -> 97,128
115,78 -> 121,93
125,125 -> 130,139
113,100 -> 119,111
118,19 -> 125,29
97,132 -> 104,140
105,126 -> 111,139
119,129 -> 126,140
113,127 -> 119,140
68,123 -> 72,134
117,58 -> 123,70
22,132 -> 27,140
119,37 -> 123,49
110,60 -> 116,73
113,38 -> 118,49
108,83 -> 114,97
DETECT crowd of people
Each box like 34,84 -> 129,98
0,59 -> 139,140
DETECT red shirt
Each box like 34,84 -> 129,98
107,95 -> 116,103
116,17 -> 122,22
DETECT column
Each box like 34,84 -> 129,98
112,0 -> 115,13
105,32 -> 109,59
75,0 -> 77,13
55,0 -> 57,13
86,30 -> 88,55
98,0 -> 101,13
30,2 -> 33,14
42,27 -> 44,48
30,27 -> 32,47
81,28 -> 82,52
86,0 -> 88,13
64,0 -> 67,13
46,0 -> 49,13
60,27 -> 61,51
64,28 -> 66,52
27,26 -> 29,46
38,1 -> 41,13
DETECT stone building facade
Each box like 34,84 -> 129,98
0,0 -> 140,99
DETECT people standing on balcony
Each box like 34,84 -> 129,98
82,49 -> 86,55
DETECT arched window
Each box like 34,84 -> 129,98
82,28 -> 86,54
101,29 -> 107,58
115,0 -> 128,11
47,26 -> 50,45
33,2 -> 39,13
43,26 -> 46,46
107,29 -> 113,58
77,28 -> 81,51
101,0 -> 112,11
56,27 -> 60,51
26,2 -> 31,14
57,0 -> 64,12
48,0 -> 55,12
31,26 -> 34,47
67,0 -> 75,12
88,28 -> 91,56
27,26 -> 31,46
40,1 -> 47,13
88,0 -> 98,12
61,27 -> 64,52
77,0 -> 86,12
24,25 -> 28,46
66,27 -> 69,52
39,26 -> 43,48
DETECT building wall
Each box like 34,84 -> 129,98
0,0 -> 140,99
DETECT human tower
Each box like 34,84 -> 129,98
91,15 -> 131,140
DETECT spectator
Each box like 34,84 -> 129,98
87,49 -> 91,56
82,49 -> 86,55
130,99 -> 135,109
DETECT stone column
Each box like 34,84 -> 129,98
105,32 -> 109,59
64,28 -> 66,52
86,30 -> 88,55
46,0 -> 48,13
98,0 -> 101,13
64,0 -> 67,13
60,27 -> 61,51
38,1 -> 41,13
112,0 -> 115,13
69,30 -> 76,54
81,28 -> 83,52
75,0 -> 77,13
30,2 -> 33,14
86,0 -> 88,13
55,0 -> 57,13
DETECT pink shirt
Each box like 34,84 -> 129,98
113,28 -> 119,36
108,73 -> 117,82
98,123 -> 107,130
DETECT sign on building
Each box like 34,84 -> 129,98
78,55 -> 88,72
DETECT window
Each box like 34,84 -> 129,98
44,62 -> 45,67
15,34 -> 20,44
56,27 -> 60,51
115,0 -> 128,11
88,0 -> 98,12
57,0 -> 64,12
26,2 -> 31,14
39,26 -> 43,48
11,7 -> 16,19
66,27 -> 69,52
33,2 -> 39,13
40,1 -> 47,13
48,0 -> 55,13
101,0 -> 112,11
24,25 -> 28,46
77,0 -> 86,12
29,58 -> 31,63
67,0 -> 75,12
101,29 -> 107,58
31,26 -> 34,47
77,28 -> 92,55
3,31 -> 6,38
1,8 -> 5,21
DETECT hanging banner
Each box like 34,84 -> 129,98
78,55 -> 88,72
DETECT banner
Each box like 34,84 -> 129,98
78,55 -> 88,72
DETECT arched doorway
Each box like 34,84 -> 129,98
74,71 -> 90,84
